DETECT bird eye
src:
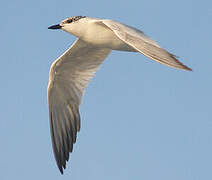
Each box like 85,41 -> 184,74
66,19 -> 73,23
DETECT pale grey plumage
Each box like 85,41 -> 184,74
48,16 -> 191,174
48,38 -> 111,173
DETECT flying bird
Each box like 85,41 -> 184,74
48,16 -> 191,174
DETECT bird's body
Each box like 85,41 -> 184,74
48,16 -> 191,174
63,17 -> 136,51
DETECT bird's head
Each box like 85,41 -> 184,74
48,16 -> 87,37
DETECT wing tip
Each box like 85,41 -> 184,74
57,158 -> 67,174
59,166 -> 64,174
185,67 -> 192,71
181,64 -> 192,71
169,53 -> 192,71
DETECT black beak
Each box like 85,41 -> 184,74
48,24 -> 62,30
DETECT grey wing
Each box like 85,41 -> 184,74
48,39 -> 111,173
102,20 -> 192,71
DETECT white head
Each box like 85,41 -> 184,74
48,16 -> 87,37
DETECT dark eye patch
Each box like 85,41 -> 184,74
64,16 -> 86,24
66,19 -> 73,23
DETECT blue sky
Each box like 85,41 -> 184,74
1,0 -> 212,179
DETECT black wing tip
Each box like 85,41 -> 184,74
58,162 -> 67,174
59,166 -> 64,174
49,103 -> 81,174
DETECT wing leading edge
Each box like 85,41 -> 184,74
101,20 -> 192,71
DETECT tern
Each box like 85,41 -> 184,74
48,16 -> 191,174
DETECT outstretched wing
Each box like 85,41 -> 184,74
101,19 -> 192,71
48,39 -> 111,173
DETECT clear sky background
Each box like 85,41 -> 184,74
1,0 -> 212,179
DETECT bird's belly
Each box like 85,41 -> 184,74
81,24 -> 136,52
